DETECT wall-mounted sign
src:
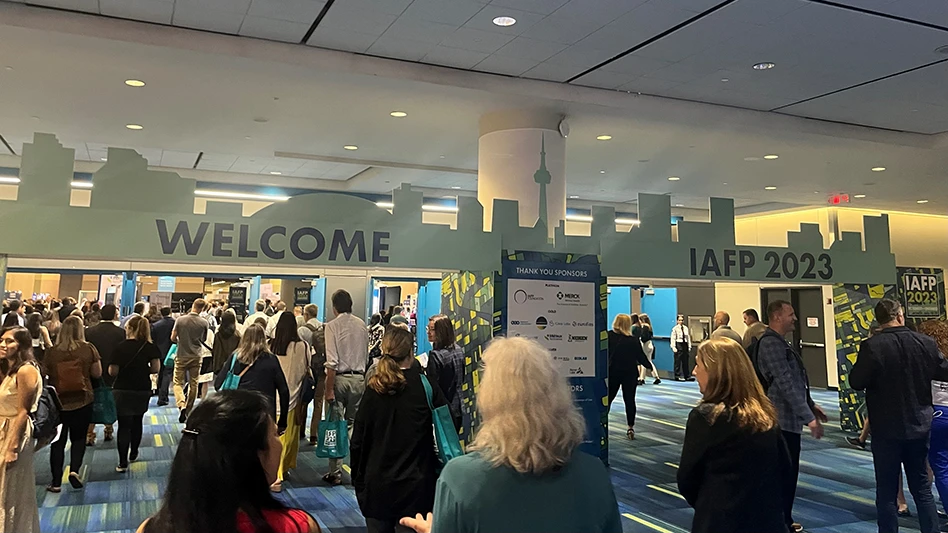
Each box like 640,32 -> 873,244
294,287 -> 312,307
807,317 -> 819,328
157,276 -> 176,292
898,267 -> 946,321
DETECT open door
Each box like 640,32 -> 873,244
415,280 -> 442,354
311,278 -> 327,323
641,288 -> 678,372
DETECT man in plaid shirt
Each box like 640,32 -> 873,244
757,299 -> 827,533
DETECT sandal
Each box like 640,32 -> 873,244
626,428 -> 635,440
270,480 -> 283,493
45,485 -> 61,494
68,472 -> 84,489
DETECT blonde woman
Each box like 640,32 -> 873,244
637,314 -> 661,385
678,338 -> 789,533
401,337 -> 621,533
609,314 -> 651,440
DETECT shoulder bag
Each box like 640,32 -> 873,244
420,373 -> 464,466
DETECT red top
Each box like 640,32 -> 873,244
236,508 -> 314,533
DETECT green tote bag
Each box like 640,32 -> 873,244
420,374 -> 464,465
315,406 -> 349,459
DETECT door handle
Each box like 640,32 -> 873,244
800,342 -> 825,348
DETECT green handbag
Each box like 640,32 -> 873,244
315,406 -> 349,459
91,378 -> 117,425
420,374 -> 464,465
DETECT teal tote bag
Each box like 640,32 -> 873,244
315,407 -> 349,459
91,378 -> 117,425
420,374 -> 464,465
218,354 -> 244,391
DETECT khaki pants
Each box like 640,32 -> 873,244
173,355 -> 202,412
327,373 -> 364,476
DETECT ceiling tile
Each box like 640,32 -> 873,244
570,69 -> 632,89
174,0 -> 252,14
423,46 -> 490,69
642,58 -> 721,84
321,164 -> 370,180
317,3 -> 398,34
341,0 -> 413,16
521,61 -> 581,82
520,11 -> 604,45
196,152 -> 239,171
832,0 -> 948,26
239,16 -> 310,42
494,36 -> 566,61
99,0 -> 174,24
366,35 -> 434,61
172,5 -> 246,33
402,0 -> 486,25
246,0 -> 325,22
308,27 -> 379,53
600,54 -> 672,77
26,0 -> 97,13
383,17 -> 460,44
616,76 -> 683,94
487,0 -> 569,15
545,44 -> 616,69
439,27 -> 515,53
552,0 -> 645,24
160,150 -> 200,168
473,54 -> 538,75
462,5 -> 546,34
230,156 -> 272,174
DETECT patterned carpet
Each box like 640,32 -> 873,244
31,382 -> 932,533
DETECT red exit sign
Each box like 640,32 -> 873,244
828,194 -> 850,205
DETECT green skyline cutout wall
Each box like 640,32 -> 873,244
0,133 -> 897,284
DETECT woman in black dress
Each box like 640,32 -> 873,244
678,337 -> 791,533
109,315 -> 161,472
608,314 -> 652,440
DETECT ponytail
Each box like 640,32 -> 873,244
368,326 -> 414,395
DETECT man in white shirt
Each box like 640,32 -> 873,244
266,301 -> 287,338
119,301 -> 148,329
322,290 -> 368,485
5,299 -> 25,327
243,299 -> 269,332
671,315 -> 693,381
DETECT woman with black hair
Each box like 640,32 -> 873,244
269,312 -> 310,492
0,326 -> 42,532
25,312 -> 52,367
211,310 -> 241,375
352,326 -> 446,533
138,390 -> 319,533
426,314 -> 464,431
0,314 -> 17,329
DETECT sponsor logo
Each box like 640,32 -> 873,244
535,316 -> 548,330
568,334 -> 588,343
510,319 -> 533,326
553,355 -> 571,362
545,283 -> 561,288
572,321 -> 594,327
545,333 -> 563,341
549,347 -> 558,352
324,429 -> 337,447
568,367 -> 585,375
573,356 -> 588,361
569,384 -> 584,392
557,291 -> 582,302
513,289 -> 528,304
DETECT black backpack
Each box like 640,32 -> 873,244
747,332 -> 775,393
302,323 -> 327,380
33,382 -> 63,448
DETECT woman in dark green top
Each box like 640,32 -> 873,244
400,337 -> 621,533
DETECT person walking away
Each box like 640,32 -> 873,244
671,315 -> 693,381
85,304 -> 125,445
425,315 -> 464,432
25,312 -> 52,368
367,314 -> 384,366
850,299 -> 948,533
270,313 -> 309,491
243,299 -> 269,333
352,327 -> 445,533
608,314 -> 652,440
756,300 -> 827,533
45,316 -> 103,491
266,302 -> 288,339
3,301 -> 24,328
323,289 -> 368,486
172,299 -> 209,423
638,314 -> 661,385
0,327 -> 42,532
916,320 -> 948,518
678,337 -> 790,533
389,306 -> 408,327
58,297 -> 77,323
297,304 -> 325,444
742,309 -> 768,351
43,308 -> 61,345
710,311 -> 743,344
109,316 -> 161,473
213,324 -> 289,437
399,337 -> 621,533
151,307 -> 175,407
120,302 -> 148,329
84,303 -> 102,328
211,310 -> 240,375
136,390 -> 319,533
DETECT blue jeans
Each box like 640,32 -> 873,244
871,436 -> 939,533
930,407 -> 948,513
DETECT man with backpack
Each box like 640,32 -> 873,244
298,303 -> 325,445
755,299 -> 827,533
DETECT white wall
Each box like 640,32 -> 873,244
712,282 -> 760,336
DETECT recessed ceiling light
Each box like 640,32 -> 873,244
70,181 -> 94,189
753,62 -> 775,70
390,111 -> 407,118
675,203 -> 684,207
765,186 -> 777,190
596,135 -> 612,141
492,16 -> 516,27
599,170 -> 606,174
615,218 -> 641,225
565,214 -> 593,222
245,136 -> 252,140
124,79 -> 145,87
871,166 -> 886,172
269,171 -> 282,175
854,194 -> 866,199
918,200 -> 929,204
439,155 -> 445,159
668,176 -> 680,181
100,157 -> 107,161
344,145 -> 358,150
721,78 -> 729,82
195,189 -> 289,202
451,186 -> 461,189
30,116 -> 40,121
376,201 -> 394,209
253,117 -> 268,123
763,154 -> 779,160
3,66 -> 12,71
723,182 -> 728,185
569,195 -> 579,199
126,124 -> 143,130
0,177 -> 21,184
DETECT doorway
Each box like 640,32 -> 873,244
761,287 -> 829,389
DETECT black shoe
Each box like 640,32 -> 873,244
156,400 -> 169,407
845,436 -> 866,450
637,379 -> 646,386
897,508 -> 911,517
178,409 -> 187,423
68,473 -> 84,489
938,509 -> 947,519
653,378 -> 662,385
115,465 -> 128,473
675,377 -> 685,382
129,450 -> 139,462
686,377 -> 696,382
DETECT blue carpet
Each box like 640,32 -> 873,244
32,383 -> 928,533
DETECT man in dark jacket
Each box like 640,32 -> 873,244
850,299 -> 948,533
151,307 -> 175,407
85,304 -> 124,445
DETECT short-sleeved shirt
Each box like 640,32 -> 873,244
45,342 -> 100,411
175,313 -> 209,359
111,339 -> 161,392
236,508 -> 313,533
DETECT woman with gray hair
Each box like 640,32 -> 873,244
400,337 -> 621,533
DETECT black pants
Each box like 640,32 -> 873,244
365,518 -> 415,533
608,370 -> 638,428
674,342 -> 690,378
157,363 -> 172,404
49,403 -> 93,487
116,414 -> 144,467
872,437 -> 939,533
782,431 -> 801,528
